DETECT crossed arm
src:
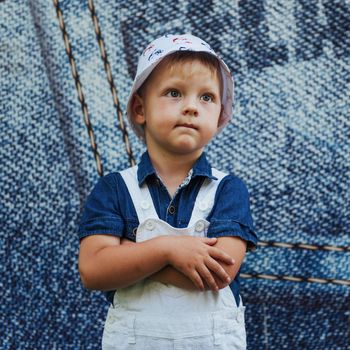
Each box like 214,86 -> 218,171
147,236 -> 246,290
79,234 -> 247,292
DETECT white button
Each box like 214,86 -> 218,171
145,219 -> 155,231
141,200 -> 150,210
195,220 -> 205,232
199,201 -> 208,211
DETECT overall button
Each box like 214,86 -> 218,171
145,219 -> 155,231
132,227 -> 137,237
195,220 -> 206,232
141,200 -> 150,210
198,201 -> 208,211
168,205 -> 175,215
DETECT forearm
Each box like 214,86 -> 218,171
79,234 -> 234,293
119,239 -> 197,290
119,239 -> 216,291
150,266 -> 197,290
79,235 -> 169,291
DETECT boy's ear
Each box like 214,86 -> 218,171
132,94 -> 146,125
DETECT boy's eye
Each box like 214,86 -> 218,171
201,94 -> 213,102
166,90 -> 181,98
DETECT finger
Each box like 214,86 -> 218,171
206,257 -> 231,284
209,247 -> 235,265
197,264 -> 219,291
201,237 -> 217,245
189,270 -> 205,291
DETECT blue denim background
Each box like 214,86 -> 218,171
0,0 -> 349,349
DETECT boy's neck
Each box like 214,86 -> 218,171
147,148 -> 203,197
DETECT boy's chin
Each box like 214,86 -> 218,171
167,142 -> 205,156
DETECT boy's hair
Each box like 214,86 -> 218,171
126,34 -> 234,141
137,51 -> 222,97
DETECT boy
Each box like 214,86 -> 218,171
78,34 -> 257,349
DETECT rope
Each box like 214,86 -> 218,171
53,0 -> 104,176
258,240 -> 350,252
87,0 -> 136,167
241,273 -> 350,286
252,241 -> 349,285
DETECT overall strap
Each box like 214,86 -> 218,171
119,166 -> 159,223
187,168 -> 228,227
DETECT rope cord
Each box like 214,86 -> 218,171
254,241 -> 350,285
53,0 -> 103,176
258,240 -> 350,252
241,273 -> 350,286
53,1 -> 349,286
87,0 -> 135,167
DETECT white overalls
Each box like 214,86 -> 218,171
102,166 -> 246,349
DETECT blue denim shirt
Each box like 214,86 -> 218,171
79,152 -> 257,306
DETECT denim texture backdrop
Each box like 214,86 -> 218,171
1,0 -> 349,349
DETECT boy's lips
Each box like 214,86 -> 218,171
176,123 -> 198,130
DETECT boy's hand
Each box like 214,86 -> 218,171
162,236 -> 234,291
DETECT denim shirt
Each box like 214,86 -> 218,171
79,152 -> 257,306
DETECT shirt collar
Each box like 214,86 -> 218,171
137,151 -> 217,186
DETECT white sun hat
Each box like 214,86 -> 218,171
126,34 -> 234,140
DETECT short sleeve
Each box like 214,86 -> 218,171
207,175 -> 258,251
78,174 -> 125,240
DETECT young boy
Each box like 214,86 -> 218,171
78,34 -> 257,349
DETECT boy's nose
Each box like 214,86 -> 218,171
182,99 -> 198,117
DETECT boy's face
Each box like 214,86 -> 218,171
133,59 -> 222,158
